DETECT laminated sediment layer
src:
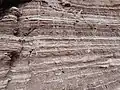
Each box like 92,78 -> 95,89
1,0 -> 120,90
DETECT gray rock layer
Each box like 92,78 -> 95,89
1,0 -> 120,90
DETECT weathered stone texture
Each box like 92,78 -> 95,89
1,0 -> 120,90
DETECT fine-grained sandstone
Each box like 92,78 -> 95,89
1,0 -> 120,90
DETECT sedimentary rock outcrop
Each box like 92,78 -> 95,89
1,0 -> 120,90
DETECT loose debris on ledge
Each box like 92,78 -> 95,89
0,0 -> 32,19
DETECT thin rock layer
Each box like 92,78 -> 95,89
1,0 -> 120,90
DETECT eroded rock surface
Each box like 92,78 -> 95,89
1,0 -> 120,90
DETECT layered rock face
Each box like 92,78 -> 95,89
1,0 -> 120,90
